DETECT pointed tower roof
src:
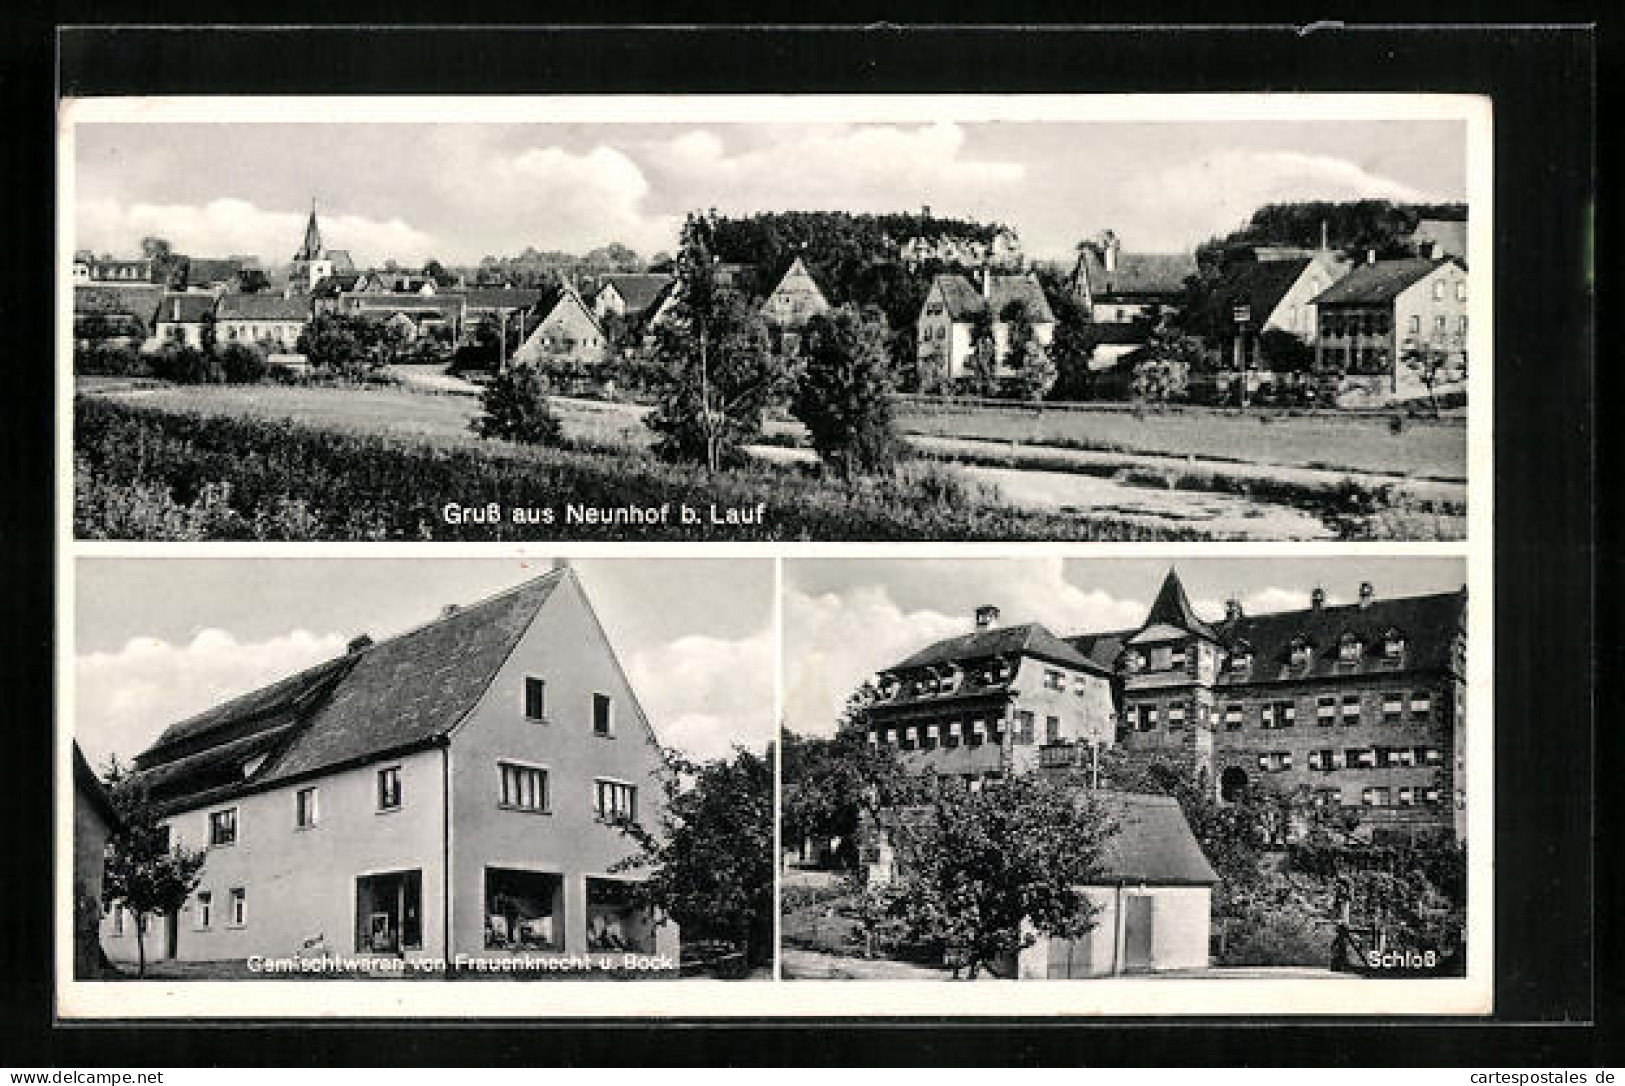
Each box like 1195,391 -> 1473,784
295,200 -> 323,261
1128,568 -> 1219,644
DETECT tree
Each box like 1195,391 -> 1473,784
140,236 -> 184,287
790,305 -> 901,479
645,212 -> 792,472
965,306 -> 999,397
100,760 -> 207,977
218,341 -> 268,384
1002,300 -> 1056,402
1259,329 -> 1315,377
1402,344 -> 1455,417
296,313 -> 385,380
1130,321 -> 1203,404
472,364 -> 564,445
886,775 -> 1117,978
615,748 -> 776,971
235,268 -> 271,294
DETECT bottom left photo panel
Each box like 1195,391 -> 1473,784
67,556 -> 777,988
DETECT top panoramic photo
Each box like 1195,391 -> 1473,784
64,96 -> 1485,542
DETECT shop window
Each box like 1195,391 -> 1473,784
484,868 -> 561,952
586,878 -> 656,954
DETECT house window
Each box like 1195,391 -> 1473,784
1269,701 -> 1296,729
1362,787 -> 1391,807
968,719 -> 985,747
1459,315 -> 1469,334
1424,788 -> 1442,806
1290,640 -> 1313,668
1348,748 -> 1376,769
377,766 -> 403,811
1309,749 -> 1338,772
592,693 -> 614,737
1432,280 -> 1444,301
1167,705 -> 1186,730
595,779 -> 637,823
1317,696 -> 1336,725
524,677 -> 547,721
1224,705 -> 1243,730
1015,711 -> 1035,744
1456,281 -> 1467,302
1409,693 -> 1433,721
1168,645 -> 1187,671
1408,315 -> 1421,334
1341,694 -> 1362,724
1422,747 -> 1444,766
1045,716 -> 1060,744
922,723 -> 939,750
1044,669 -> 1064,691
196,891 -> 213,930
208,808 -> 238,847
229,888 -> 246,927
1434,315 -> 1447,334
899,724 -> 916,751
295,787 -> 319,829
1382,694 -> 1405,725
499,762 -> 549,812
1339,635 -> 1362,663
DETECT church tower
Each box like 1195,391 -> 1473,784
289,199 -> 348,293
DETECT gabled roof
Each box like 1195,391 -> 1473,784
126,570 -> 569,813
74,742 -> 122,831
928,272 -> 1056,324
1203,257 -> 1313,326
597,273 -> 674,315
1130,569 -> 1218,644
1079,250 -> 1197,298
74,283 -> 160,318
311,274 -> 363,298
153,293 -> 217,324
1089,791 -> 1219,885
1310,258 -> 1453,306
215,293 -> 310,321
347,293 -> 465,318
1211,589 -> 1464,682
888,622 -> 1109,676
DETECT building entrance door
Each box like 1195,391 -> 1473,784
356,870 -> 423,953
1124,894 -> 1155,972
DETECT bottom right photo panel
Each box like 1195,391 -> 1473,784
781,556 -> 1469,984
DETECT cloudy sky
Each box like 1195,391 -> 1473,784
72,118 -> 1465,266
74,558 -> 773,771
784,556 -> 1466,738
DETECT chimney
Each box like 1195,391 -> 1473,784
1358,582 -> 1376,609
551,557 -> 571,573
1225,597 -> 1244,622
347,634 -> 373,654
974,604 -> 1000,631
440,604 -> 461,619
1104,236 -> 1120,273
980,264 -> 992,299
1319,220 -> 1330,252
1310,586 -> 1326,611
1366,248 -> 1377,265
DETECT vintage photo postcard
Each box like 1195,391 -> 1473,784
60,557 -> 776,1016
779,556 -> 1489,1013
61,94 -> 1489,545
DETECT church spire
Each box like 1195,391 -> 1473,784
1142,567 -> 1219,642
296,199 -> 323,261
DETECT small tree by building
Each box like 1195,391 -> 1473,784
1130,322 -> 1203,404
100,759 -> 207,978
218,341 -> 269,385
615,747 -> 776,973
790,305 -> 901,479
1001,299 -> 1057,402
887,774 -> 1117,979
964,307 -> 999,398
472,363 -> 564,445
296,313 -> 386,381
645,212 -> 792,472
1402,344 -> 1455,417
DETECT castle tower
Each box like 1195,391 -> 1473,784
1117,568 -> 1222,790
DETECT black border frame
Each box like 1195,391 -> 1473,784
3,17 -> 1608,1067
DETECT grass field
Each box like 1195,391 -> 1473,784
896,401 -> 1467,482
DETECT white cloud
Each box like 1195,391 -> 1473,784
75,196 -> 437,266
622,627 -> 774,761
1116,150 -> 1438,251
74,629 -> 346,772
649,122 -> 1026,222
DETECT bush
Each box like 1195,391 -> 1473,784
74,343 -> 149,377
472,365 -> 564,446
218,342 -> 269,385
149,346 -> 224,385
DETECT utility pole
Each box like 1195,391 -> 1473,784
1233,304 -> 1252,408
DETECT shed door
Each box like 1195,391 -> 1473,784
1124,894 -> 1156,972
1046,933 -> 1093,979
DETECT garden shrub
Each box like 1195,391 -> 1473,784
218,342 -> 269,385
472,364 -> 564,446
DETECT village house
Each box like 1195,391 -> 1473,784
75,255 -> 157,284
510,286 -> 610,368
1071,234 -> 1198,325
759,256 -> 831,330
915,269 -> 1056,385
73,742 -> 121,979
1198,251 -> 1350,387
288,202 -> 356,294
591,273 -> 674,323
148,292 -> 216,351
214,292 -> 311,353
1309,256 -> 1469,401
99,566 -> 679,969
1067,569 -> 1468,843
181,257 -> 258,295
337,293 -> 467,343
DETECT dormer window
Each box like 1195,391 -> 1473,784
1383,629 -> 1406,658
1339,633 -> 1362,663
1290,637 -> 1314,668
1123,651 -> 1146,673
1228,643 -> 1253,672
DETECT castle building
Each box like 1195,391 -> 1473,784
865,569 -> 1468,844
98,567 -> 679,969
914,269 -> 1056,385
